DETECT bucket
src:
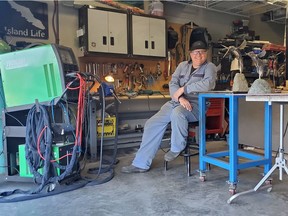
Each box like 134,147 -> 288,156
150,0 -> 163,16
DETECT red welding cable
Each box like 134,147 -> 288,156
79,77 -> 86,145
79,76 -> 86,145
66,85 -> 80,90
37,125 -> 72,162
37,126 -> 47,161
72,75 -> 81,146
74,74 -> 86,146
76,74 -> 83,146
65,73 -> 86,147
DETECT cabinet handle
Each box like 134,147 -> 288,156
110,37 -> 114,46
151,41 -> 155,50
103,36 -> 107,45
145,40 -> 148,49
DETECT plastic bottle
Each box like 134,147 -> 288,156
150,0 -> 163,16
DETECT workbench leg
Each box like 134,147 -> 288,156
198,95 -> 207,179
228,96 -> 238,188
264,102 -> 272,174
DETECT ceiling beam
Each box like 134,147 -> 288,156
170,0 -> 249,17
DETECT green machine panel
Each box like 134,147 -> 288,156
0,44 -> 78,109
19,143 -> 75,178
0,78 -> 4,174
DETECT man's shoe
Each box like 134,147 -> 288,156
164,150 -> 180,162
121,165 -> 148,173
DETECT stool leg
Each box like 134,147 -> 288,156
186,156 -> 191,176
195,126 -> 199,144
164,160 -> 168,171
184,145 -> 191,176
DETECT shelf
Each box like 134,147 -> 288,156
0,174 -> 34,183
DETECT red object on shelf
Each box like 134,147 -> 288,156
205,98 -> 225,135
262,43 -> 285,52
189,98 -> 225,137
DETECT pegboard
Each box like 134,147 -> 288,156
79,55 -> 169,93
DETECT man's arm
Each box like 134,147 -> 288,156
169,61 -> 187,101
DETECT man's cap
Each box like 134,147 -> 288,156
189,40 -> 207,51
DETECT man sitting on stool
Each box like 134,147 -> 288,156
121,40 -> 217,173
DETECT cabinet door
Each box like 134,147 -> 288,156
149,18 -> 166,57
132,15 -> 166,57
88,9 -> 109,53
132,15 -> 150,56
108,12 -> 128,54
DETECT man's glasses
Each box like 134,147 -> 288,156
191,50 -> 207,55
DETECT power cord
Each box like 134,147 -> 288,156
82,80 -> 119,186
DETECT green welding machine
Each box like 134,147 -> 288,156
0,44 -> 79,109
18,143 -> 75,178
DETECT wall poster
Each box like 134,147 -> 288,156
0,1 -> 48,39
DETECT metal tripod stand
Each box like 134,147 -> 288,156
228,103 -> 288,204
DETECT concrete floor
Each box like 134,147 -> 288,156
1,141 -> 288,216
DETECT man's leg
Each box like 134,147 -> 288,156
122,102 -> 173,172
165,105 -> 199,161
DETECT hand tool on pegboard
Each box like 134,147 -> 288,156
167,51 -> 172,77
163,51 -> 171,80
180,22 -> 194,61
175,42 -> 184,66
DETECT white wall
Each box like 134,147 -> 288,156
57,3 -> 80,56
5,1 -> 80,57
249,14 -> 284,45
163,1 -> 284,44
163,1 -> 240,42
3,1 -> 285,58
239,98 -> 287,152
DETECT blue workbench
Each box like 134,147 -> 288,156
198,92 -> 272,193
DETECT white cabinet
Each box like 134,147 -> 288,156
87,8 -> 128,54
131,15 -> 166,57
79,8 -> 166,57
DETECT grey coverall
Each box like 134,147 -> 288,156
132,60 -> 217,169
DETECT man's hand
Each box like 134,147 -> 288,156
173,87 -> 184,101
179,97 -> 192,111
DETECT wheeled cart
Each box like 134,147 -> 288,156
198,93 -> 272,195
